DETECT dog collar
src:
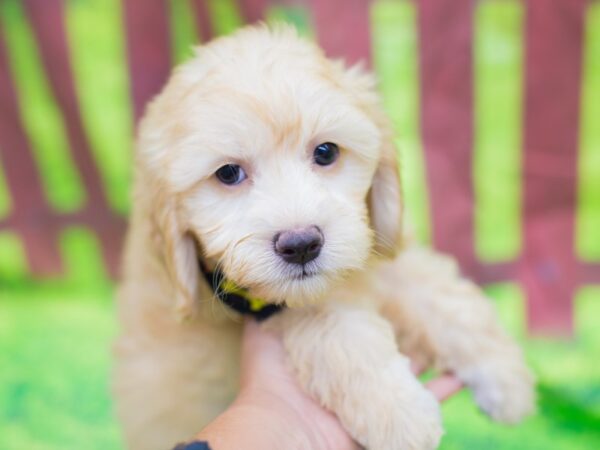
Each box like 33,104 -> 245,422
199,261 -> 285,321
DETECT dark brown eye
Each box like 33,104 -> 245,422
313,142 -> 339,166
215,164 -> 247,185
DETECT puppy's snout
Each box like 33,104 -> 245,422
274,226 -> 323,265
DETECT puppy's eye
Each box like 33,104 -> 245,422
313,142 -> 339,166
215,164 -> 247,185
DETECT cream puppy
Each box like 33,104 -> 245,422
114,24 -> 534,450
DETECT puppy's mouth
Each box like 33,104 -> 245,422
282,257 -> 323,281
289,267 -> 318,281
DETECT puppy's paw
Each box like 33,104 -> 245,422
387,384 -> 444,450
459,359 -> 536,424
346,360 -> 444,450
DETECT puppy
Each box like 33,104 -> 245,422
113,24 -> 534,450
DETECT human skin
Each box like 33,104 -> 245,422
190,320 -> 463,450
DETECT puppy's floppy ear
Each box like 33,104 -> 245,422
153,189 -> 199,320
368,115 -> 403,258
340,64 -> 403,257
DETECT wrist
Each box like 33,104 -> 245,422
232,392 -> 319,449
232,389 -> 356,450
195,398 -> 313,450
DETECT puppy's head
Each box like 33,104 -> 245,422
138,25 -> 402,314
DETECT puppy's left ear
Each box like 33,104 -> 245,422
368,115 -> 403,258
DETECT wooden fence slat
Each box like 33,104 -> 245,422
580,262 -> 600,284
0,32 -> 62,275
0,0 -> 594,333
520,0 -> 586,335
92,213 -> 125,279
191,0 -> 214,43
418,0 -> 477,275
0,210 -> 125,278
238,0 -> 270,23
122,0 -> 172,122
472,261 -> 516,285
309,0 -> 372,66
23,0 -> 129,277
23,0 -> 107,207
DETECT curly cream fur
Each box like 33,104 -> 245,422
114,24 -> 534,450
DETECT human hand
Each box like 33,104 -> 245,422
193,320 -> 462,450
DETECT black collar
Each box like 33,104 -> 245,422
199,261 -> 285,321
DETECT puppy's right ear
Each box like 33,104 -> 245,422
339,64 -> 403,258
153,190 -> 199,320
368,117 -> 403,258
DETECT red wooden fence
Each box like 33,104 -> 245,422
0,0 -> 598,336
418,0 -> 600,335
519,0 -> 587,334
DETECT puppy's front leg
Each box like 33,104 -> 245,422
269,304 -> 443,450
381,246 -> 535,424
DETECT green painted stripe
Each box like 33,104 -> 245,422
577,3 -> 600,261
65,0 -> 133,215
484,282 -> 526,339
371,0 -> 431,243
60,227 -> 107,287
0,157 -> 11,219
473,0 -> 523,262
208,0 -> 243,36
576,285 -> 600,346
169,0 -> 199,63
0,0 -> 85,213
265,5 -> 313,38
0,232 -> 28,282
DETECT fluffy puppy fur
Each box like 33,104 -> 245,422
114,25 -> 534,450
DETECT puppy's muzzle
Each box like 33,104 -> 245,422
274,225 -> 323,265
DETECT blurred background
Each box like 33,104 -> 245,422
0,0 -> 598,448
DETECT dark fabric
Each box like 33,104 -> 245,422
200,262 -> 285,321
173,440 -> 211,450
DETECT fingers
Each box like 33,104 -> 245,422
410,360 -> 426,376
408,356 -> 463,402
425,374 -> 463,402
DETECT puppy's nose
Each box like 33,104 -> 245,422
274,226 -> 323,265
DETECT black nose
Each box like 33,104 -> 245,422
274,226 -> 323,265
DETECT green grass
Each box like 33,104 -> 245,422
0,229 -> 117,449
0,288 -> 118,450
0,0 -> 599,448
2,278 -> 598,449
441,286 -> 600,450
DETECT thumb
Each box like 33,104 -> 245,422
240,319 -> 287,388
